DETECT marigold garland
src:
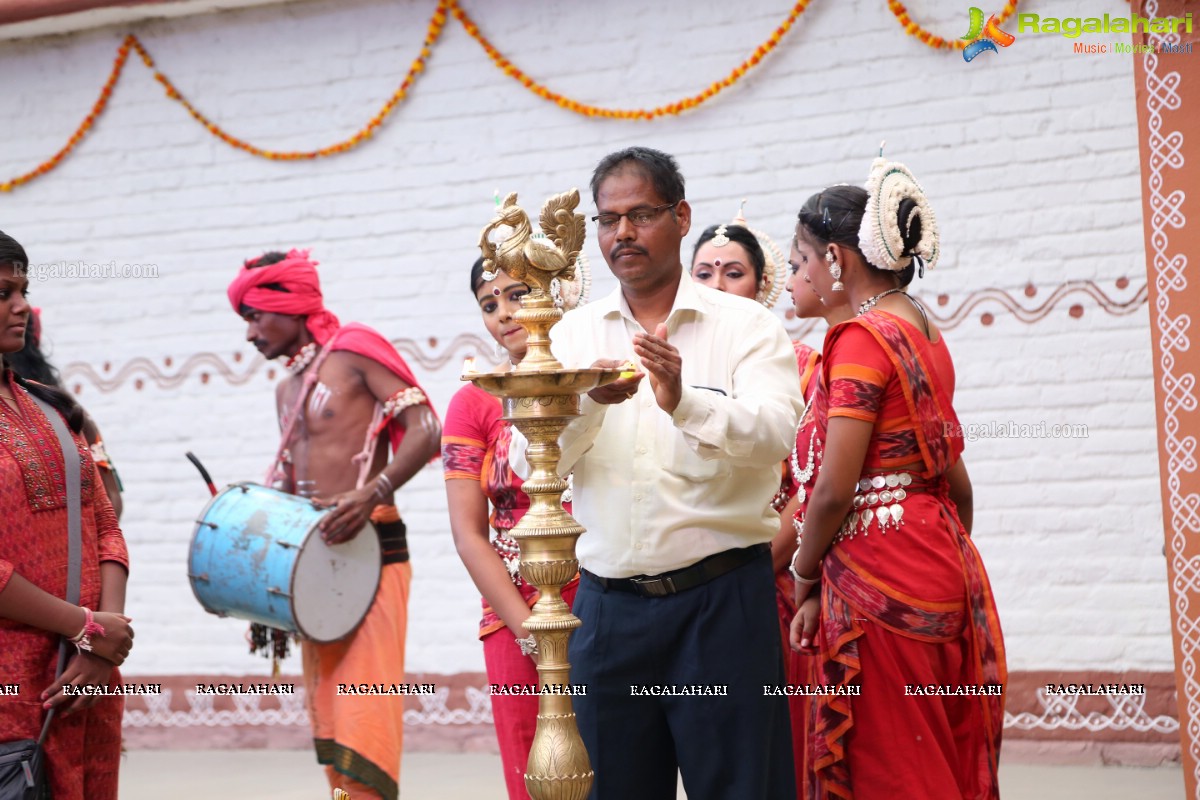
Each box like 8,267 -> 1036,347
0,37 -> 133,192
3,0 -> 999,193
128,0 -> 448,161
448,0 -> 812,120
888,0 -> 1018,50
1,2 -> 448,191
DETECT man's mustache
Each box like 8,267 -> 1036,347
610,245 -> 648,261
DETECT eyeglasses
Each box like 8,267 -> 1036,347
591,202 -> 678,231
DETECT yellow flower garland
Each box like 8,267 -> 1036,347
448,0 -> 812,120
887,0 -> 1019,50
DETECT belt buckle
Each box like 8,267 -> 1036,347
631,575 -> 676,598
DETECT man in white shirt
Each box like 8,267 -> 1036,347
516,147 -> 802,799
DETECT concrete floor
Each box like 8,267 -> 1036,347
116,750 -> 1185,799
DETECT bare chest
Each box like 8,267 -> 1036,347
277,358 -> 377,443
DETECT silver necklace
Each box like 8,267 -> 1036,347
789,393 -> 819,504
857,287 -> 905,316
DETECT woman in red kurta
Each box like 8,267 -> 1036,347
788,174 -> 1005,800
0,232 -> 133,800
442,258 -> 580,800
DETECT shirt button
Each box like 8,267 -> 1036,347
634,542 -> 644,550
636,447 -> 647,455
633,493 -> 643,502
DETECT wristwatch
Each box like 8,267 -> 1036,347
516,633 -> 538,656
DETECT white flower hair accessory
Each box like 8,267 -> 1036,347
858,143 -> 940,276
731,200 -> 789,309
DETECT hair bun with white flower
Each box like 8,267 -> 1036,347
858,142 -> 940,277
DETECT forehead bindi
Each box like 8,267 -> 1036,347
477,281 -> 524,304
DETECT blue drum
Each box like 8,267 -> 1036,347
188,482 -> 381,642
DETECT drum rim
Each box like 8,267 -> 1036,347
291,518 -> 382,643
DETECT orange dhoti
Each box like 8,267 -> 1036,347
303,558 -> 411,800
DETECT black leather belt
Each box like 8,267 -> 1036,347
583,543 -> 768,598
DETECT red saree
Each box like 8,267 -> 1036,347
810,312 -> 1005,800
0,373 -> 128,800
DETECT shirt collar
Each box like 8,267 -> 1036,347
595,268 -> 707,328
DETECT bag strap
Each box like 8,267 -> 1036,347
29,395 -> 82,746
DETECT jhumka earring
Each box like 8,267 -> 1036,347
826,251 -> 844,292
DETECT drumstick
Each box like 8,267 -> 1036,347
185,451 -> 219,497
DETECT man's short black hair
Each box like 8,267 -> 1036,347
590,146 -> 685,206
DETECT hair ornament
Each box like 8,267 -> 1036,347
711,224 -> 731,247
858,142 -> 940,274
730,199 -> 788,309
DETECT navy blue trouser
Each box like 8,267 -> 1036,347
568,547 -> 796,800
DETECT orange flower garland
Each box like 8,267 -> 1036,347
888,0 -> 1019,50
3,0 -> 1009,193
448,0 -> 812,120
2,2 -> 447,191
128,1 -> 448,160
0,37 -> 133,192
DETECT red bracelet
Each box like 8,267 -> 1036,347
69,606 -> 106,652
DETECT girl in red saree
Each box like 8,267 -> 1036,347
441,257 -> 583,800
788,164 -> 1005,800
768,237 -> 850,798
0,231 -> 133,800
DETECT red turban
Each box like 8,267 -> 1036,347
227,249 -> 341,345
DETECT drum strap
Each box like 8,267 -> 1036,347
264,330 -> 343,486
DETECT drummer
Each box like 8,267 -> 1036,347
227,250 -> 440,800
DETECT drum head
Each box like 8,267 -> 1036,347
292,521 -> 382,643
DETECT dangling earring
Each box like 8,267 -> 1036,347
826,251 -> 844,292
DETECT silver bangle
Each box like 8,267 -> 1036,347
374,472 -> 395,498
788,550 -> 820,585
789,566 -> 820,585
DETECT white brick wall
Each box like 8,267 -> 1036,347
0,0 -> 1169,675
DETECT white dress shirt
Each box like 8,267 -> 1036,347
511,272 -> 802,578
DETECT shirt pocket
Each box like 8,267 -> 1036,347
658,426 -> 725,483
